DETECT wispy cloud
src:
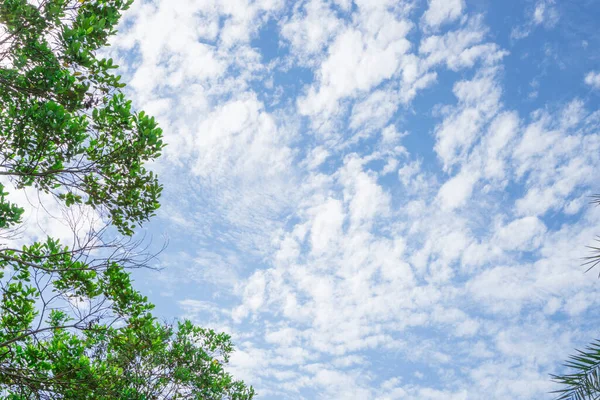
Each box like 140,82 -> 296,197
585,71 -> 600,90
107,0 -> 600,398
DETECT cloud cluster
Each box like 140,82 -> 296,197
108,0 -> 600,398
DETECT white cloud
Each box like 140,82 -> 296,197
305,146 -> 331,170
340,156 -> 391,228
434,68 -> 503,169
495,216 -> 547,251
98,1 -> 600,398
437,168 -> 479,210
191,93 -> 292,179
481,112 -> 520,180
510,0 -> 559,40
420,17 -> 508,72
280,0 -> 344,64
308,198 -> 345,255
349,89 -> 399,134
513,101 -> 599,216
422,0 -> 465,29
532,0 -> 560,27
1,180 -> 104,249
233,271 -> 267,321
297,11 -> 412,123
585,71 -> 600,90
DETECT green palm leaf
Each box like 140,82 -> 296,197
552,340 -> 600,400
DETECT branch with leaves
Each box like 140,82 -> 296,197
0,1 -> 254,398
552,340 -> 600,400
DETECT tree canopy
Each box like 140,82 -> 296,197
0,1 -> 254,398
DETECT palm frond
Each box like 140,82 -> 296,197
552,340 -> 600,400
583,238 -> 600,277
590,195 -> 600,207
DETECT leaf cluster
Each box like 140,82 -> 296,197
0,0 -> 163,236
0,1 -> 254,399
552,340 -> 600,400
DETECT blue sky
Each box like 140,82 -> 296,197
92,0 -> 600,398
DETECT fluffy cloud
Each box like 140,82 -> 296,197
421,0 -> 464,29
297,16 -> 412,121
102,0 -> 600,398
434,68 -> 503,169
280,0 -> 344,63
511,0 -> 560,39
585,71 -> 600,90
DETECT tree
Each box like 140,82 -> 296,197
552,196 -> 600,400
0,1 -> 254,398
552,340 -> 600,400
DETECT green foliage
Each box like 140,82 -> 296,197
0,1 -> 254,398
0,244 -> 255,399
0,183 -> 23,228
552,340 -> 600,400
0,0 -> 163,236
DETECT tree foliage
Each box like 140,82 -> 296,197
0,0 -> 162,236
552,340 -> 600,400
0,1 -> 254,398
